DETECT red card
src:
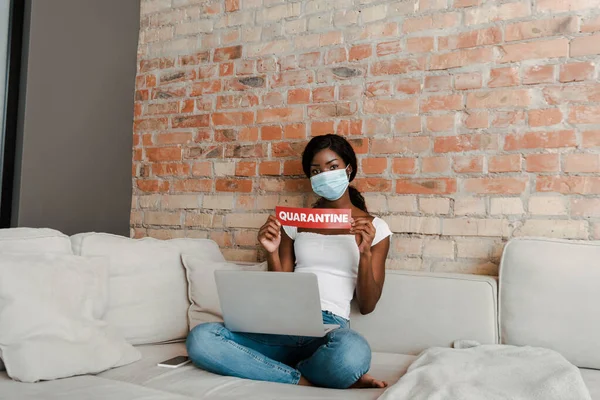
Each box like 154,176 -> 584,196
275,206 -> 352,229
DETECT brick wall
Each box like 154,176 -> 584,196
133,0 -> 600,275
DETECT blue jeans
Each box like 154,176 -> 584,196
186,311 -> 371,389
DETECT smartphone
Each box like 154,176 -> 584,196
157,356 -> 191,368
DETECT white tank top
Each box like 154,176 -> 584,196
282,217 -> 392,320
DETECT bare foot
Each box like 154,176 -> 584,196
298,376 -> 313,386
350,373 -> 388,389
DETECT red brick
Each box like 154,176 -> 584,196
142,134 -> 153,146
145,102 -> 179,115
137,179 -> 170,193
422,156 -> 451,173
261,126 -> 282,140
214,45 -> 242,62
438,27 -> 502,50
217,94 -> 259,109
308,103 -> 357,118
396,178 -> 457,194
311,121 -> 335,136
528,108 -> 562,127
429,48 -> 493,70
489,67 -> 519,88
371,137 -> 430,154
376,41 -> 402,57
140,57 -> 175,73
216,179 -> 252,192
160,69 -> 196,84
339,85 -> 362,101
337,119 -> 363,136
393,116 -> 421,134
505,130 -> 576,150
537,0 -> 600,12
571,34 -> 600,57
370,58 -> 425,75
283,160 -> 304,176
564,154 -> 600,173
192,162 -> 212,177
465,177 -> 527,195
257,108 -> 304,123
543,84 -> 600,105
271,70 -> 314,88
136,90 -> 149,101
466,89 -> 531,108
259,177 -> 285,193
146,147 -> 182,162
354,178 -> 392,192
522,65 -> 555,85
152,86 -> 186,100
259,161 -> 281,176
362,157 -> 388,174
287,88 -> 310,104
569,105 -> 600,124
537,176 -> 600,195
525,154 -> 559,172
582,131 -> 600,148
197,65 -> 218,79
403,12 -> 460,33
349,138 -> 369,155
325,48 -> 347,65
219,62 -> 234,77
434,134 -> 496,153
313,86 -> 335,103
396,78 -> 422,94
559,62 -> 595,83
366,81 -> 393,97
284,123 -> 306,139
363,118 -> 391,135
212,112 -> 253,126
214,129 -> 237,142
582,15 -> 600,32
298,52 -> 320,68
349,44 -> 372,61
407,37 -> 435,53
424,76 -> 452,92
173,179 -> 212,193
453,0 -> 482,7
155,132 -> 193,145
134,118 -> 168,132
180,100 -> 194,113
426,114 -> 454,132
235,161 -> 256,177
454,73 -> 482,90
499,39 -> 569,63
505,17 -> 577,42
422,94 -> 463,112
152,163 -> 191,177
171,115 -> 210,128
464,111 -> 488,129
489,154 -> 521,173
453,156 -> 483,173
272,142 -> 304,157
225,0 -> 239,12
392,158 -> 417,174
238,127 -> 259,141
284,179 -> 311,192
364,98 -> 419,114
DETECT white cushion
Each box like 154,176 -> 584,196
350,270 -> 499,355
0,227 -> 72,254
500,237 -> 600,369
0,253 -> 140,382
71,233 -> 226,344
181,255 -> 267,329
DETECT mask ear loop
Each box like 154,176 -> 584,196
345,165 -> 352,179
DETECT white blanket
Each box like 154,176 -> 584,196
379,342 -> 591,400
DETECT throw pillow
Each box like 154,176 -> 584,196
0,253 -> 140,382
181,254 -> 267,329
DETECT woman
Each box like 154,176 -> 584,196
186,134 -> 392,389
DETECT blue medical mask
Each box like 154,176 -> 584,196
310,166 -> 350,201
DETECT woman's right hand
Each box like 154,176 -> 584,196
258,215 -> 282,254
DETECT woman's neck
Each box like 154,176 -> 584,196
321,190 -> 353,209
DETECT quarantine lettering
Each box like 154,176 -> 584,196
275,206 -> 352,229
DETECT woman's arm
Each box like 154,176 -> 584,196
352,218 -> 390,314
268,228 -> 295,272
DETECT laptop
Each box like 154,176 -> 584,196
214,270 -> 340,337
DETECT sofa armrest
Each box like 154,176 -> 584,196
350,270 -> 498,355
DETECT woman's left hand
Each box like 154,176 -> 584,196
350,217 -> 376,254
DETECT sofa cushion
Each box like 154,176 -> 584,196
0,227 -> 72,254
98,342 -> 415,400
70,233 -> 225,345
350,270 -> 498,355
181,255 -> 267,329
500,237 -> 600,370
0,253 -> 139,382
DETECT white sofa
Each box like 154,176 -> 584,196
0,228 -> 598,399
